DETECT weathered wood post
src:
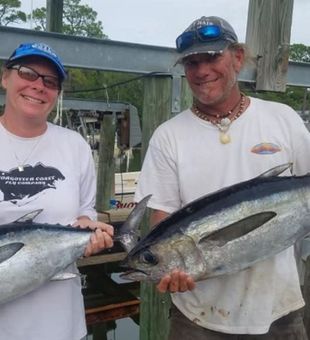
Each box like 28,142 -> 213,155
303,254 -> 310,337
139,75 -> 192,340
245,0 -> 294,92
96,113 -> 116,213
46,0 -> 63,33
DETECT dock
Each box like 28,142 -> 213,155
78,242 -> 140,330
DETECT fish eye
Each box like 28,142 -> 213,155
141,250 -> 158,265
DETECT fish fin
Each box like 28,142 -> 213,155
13,209 -> 43,223
259,163 -> 292,178
200,211 -> 276,246
116,194 -> 152,253
51,272 -> 79,281
0,242 -> 24,263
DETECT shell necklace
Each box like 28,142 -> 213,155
192,93 -> 246,144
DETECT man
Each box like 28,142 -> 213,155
135,16 -> 310,339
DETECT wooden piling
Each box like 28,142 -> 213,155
96,114 -> 116,212
46,0 -> 63,33
139,75 -> 192,340
246,0 -> 294,92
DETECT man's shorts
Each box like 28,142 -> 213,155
168,304 -> 308,340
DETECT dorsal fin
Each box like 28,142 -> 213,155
14,209 -> 43,223
259,163 -> 292,178
116,195 -> 152,253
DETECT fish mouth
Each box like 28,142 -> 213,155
119,268 -> 149,281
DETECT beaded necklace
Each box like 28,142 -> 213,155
192,93 -> 246,144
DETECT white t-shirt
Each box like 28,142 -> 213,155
0,122 -> 96,340
135,97 -> 310,334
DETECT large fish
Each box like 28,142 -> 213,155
0,210 -> 92,305
117,164 -> 310,282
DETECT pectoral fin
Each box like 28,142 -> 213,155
0,242 -> 24,263
200,211 -> 276,247
51,272 -> 79,281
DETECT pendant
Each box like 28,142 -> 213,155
18,165 -> 24,172
220,132 -> 231,144
220,117 -> 231,127
218,118 -> 231,144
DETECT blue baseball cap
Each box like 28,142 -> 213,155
6,42 -> 67,81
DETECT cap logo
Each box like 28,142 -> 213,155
31,43 -> 58,59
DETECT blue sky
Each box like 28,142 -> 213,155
20,0 -> 310,47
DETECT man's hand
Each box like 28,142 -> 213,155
156,269 -> 195,293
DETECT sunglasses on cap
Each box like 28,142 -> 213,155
8,64 -> 61,90
176,24 -> 231,53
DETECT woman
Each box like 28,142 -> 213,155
0,42 -> 114,340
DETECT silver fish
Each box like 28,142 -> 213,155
118,164 -> 310,282
0,210 -> 92,304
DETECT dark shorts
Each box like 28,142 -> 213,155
168,304 -> 308,340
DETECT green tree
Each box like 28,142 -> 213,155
289,43 -> 310,63
63,0 -> 106,38
31,7 -> 46,31
0,0 -> 26,26
30,0 -> 107,38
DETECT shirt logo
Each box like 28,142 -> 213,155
0,163 -> 65,205
251,143 -> 282,155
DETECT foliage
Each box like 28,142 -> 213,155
289,44 -> 310,63
29,0 -> 107,39
63,0 -> 106,38
65,68 -> 144,115
31,7 -> 46,31
0,0 -> 26,26
241,83 -> 306,111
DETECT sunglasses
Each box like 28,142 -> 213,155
176,24 -> 229,53
8,64 -> 60,90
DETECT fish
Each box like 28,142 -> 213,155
117,164 -> 310,282
0,210 -> 92,305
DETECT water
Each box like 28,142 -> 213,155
107,318 -> 139,340
85,273 -> 140,340
86,317 -> 139,340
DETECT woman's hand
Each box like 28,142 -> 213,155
156,269 -> 195,293
73,216 -> 114,257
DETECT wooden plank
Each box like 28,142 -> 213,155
86,299 -> 140,314
77,252 -> 126,267
246,0 -> 294,91
85,299 -> 140,325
